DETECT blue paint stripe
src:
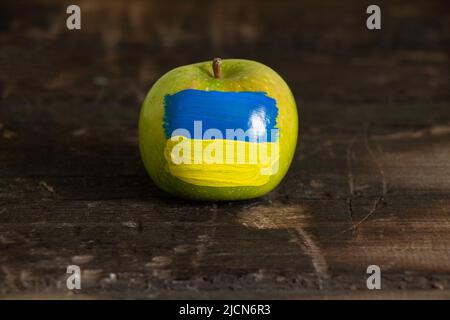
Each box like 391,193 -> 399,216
163,89 -> 278,142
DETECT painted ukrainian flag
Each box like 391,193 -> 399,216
163,89 -> 279,187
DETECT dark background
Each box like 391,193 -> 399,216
0,0 -> 449,298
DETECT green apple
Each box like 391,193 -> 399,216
139,58 -> 298,201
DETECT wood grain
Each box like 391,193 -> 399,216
0,0 -> 449,299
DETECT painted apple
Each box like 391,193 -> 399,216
139,58 -> 298,201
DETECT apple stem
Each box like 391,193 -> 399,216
212,58 -> 222,79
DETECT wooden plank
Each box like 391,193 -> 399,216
0,0 -> 449,299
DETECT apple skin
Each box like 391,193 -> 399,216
139,59 -> 298,201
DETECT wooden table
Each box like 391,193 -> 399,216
0,0 -> 449,299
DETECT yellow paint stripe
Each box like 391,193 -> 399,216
164,136 -> 279,187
